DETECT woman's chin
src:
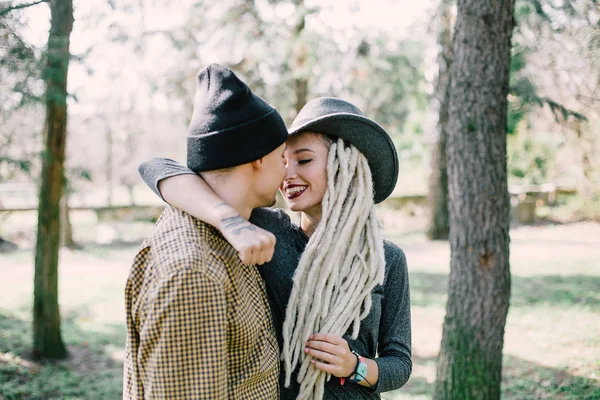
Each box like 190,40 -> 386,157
287,200 -> 322,215
286,201 -> 302,212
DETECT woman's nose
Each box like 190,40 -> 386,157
285,167 -> 298,180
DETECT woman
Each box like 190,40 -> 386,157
139,97 -> 412,400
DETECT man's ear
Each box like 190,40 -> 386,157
250,157 -> 264,172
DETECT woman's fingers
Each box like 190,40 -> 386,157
310,359 -> 339,374
304,347 -> 339,364
306,333 -> 356,377
306,339 -> 339,356
310,333 -> 344,345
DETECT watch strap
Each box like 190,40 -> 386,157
348,351 -> 368,383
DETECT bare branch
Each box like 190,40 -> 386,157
0,0 -> 47,17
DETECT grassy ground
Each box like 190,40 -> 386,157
0,216 -> 599,399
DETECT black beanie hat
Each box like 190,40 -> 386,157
187,64 -> 288,172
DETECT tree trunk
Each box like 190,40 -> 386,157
433,0 -> 514,398
292,0 -> 307,117
33,0 -> 73,359
574,119 -> 594,211
60,193 -> 75,248
427,0 -> 453,241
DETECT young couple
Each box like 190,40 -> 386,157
123,64 -> 411,400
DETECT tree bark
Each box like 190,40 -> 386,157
433,0 -> 514,399
427,0 -> 453,241
60,193 -> 75,248
33,0 -> 73,359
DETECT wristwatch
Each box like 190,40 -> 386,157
348,351 -> 368,384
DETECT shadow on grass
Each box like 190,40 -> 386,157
502,355 -> 600,400
409,272 -> 600,309
3,306 -> 599,400
0,310 -> 124,400
384,354 -> 600,400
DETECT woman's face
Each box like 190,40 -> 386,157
281,131 -> 331,215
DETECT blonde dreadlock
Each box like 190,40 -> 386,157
282,138 -> 386,400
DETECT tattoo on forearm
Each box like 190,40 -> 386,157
221,216 -> 246,229
215,202 -> 231,209
232,226 -> 256,235
221,216 -> 257,235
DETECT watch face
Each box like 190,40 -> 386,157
356,359 -> 368,380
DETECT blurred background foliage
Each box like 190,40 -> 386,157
0,0 -> 599,215
0,1 -> 599,398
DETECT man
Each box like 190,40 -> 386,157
123,64 -> 287,399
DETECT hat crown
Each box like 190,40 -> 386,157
189,64 -> 272,136
288,96 -> 398,203
186,64 -> 288,172
292,97 -> 364,129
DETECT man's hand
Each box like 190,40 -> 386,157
218,212 -> 276,265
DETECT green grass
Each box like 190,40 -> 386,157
1,220 -> 599,399
409,272 -> 600,309
382,222 -> 600,400
384,354 -> 600,400
0,312 -> 124,400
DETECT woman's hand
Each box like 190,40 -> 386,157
218,212 -> 276,265
304,333 -> 357,378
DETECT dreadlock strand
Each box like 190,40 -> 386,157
283,139 -> 386,400
299,141 -> 358,336
283,141 -> 344,385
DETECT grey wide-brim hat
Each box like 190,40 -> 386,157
288,97 -> 399,204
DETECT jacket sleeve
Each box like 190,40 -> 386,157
138,157 -> 197,201
372,244 -> 412,392
140,268 -> 228,400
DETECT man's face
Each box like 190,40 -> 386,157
254,142 -> 287,207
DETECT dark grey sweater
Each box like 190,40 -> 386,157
139,158 -> 412,399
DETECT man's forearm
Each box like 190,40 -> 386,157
158,174 -> 238,228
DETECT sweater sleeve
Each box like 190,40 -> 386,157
372,241 -> 412,393
138,158 -> 197,201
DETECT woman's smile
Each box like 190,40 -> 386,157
284,184 -> 308,199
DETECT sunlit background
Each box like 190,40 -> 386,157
1,0 -> 599,399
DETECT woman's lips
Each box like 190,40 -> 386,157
285,185 -> 308,199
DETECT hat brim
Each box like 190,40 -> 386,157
288,113 -> 398,203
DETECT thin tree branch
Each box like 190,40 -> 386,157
0,0 -> 47,17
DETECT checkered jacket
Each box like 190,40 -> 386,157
123,206 -> 279,399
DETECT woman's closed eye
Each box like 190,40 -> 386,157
298,159 -> 313,165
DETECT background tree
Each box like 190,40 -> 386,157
32,0 -> 73,359
509,0 -> 597,210
289,0 -> 308,119
425,0 -> 594,239
433,0 -> 514,399
0,7 -> 39,247
426,0 -> 453,240
0,2 -> 44,184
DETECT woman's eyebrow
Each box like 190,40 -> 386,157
294,148 -> 315,155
